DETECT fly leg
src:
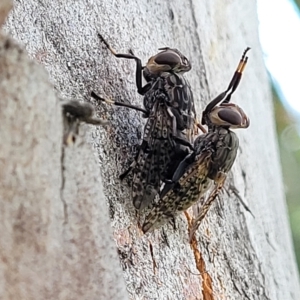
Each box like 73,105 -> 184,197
202,48 -> 250,124
119,139 -> 151,180
189,172 -> 226,240
227,184 -> 254,218
98,33 -> 151,95
91,91 -> 149,116
222,47 -> 251,103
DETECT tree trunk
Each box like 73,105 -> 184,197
2,0 -> 299,299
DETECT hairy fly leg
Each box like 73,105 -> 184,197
97,33 -> 151,96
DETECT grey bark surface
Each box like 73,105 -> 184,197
0,1 -> 127,299
2,0 -> 300,299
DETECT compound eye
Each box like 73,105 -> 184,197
217,109 -> 242,125
154,51 -> 181,68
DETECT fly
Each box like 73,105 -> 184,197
92,34 -> 200,210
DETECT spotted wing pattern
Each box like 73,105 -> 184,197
142,134 -> 209,232
142,128 -> 239,233
132,73 -> 197,210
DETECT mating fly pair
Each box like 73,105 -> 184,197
92,34 -> 250,237
142,48 -> 250,237
92,34 -> 199,211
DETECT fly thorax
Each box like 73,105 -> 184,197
207,129 -> 239,180
167,75 -> 192,111
143,78 -> 166,111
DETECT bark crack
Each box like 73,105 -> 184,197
185,212 -> 214,300
60,135 -> 68,225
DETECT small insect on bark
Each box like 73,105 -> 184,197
92,34 -> 201,210
62,100 -> 107,145
142,48 -> 250,236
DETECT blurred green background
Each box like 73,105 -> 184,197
273,88 -> 300,272
259,0 -> 300,274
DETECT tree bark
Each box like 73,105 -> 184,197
2,0 -> 299,299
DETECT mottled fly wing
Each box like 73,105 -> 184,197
142,134 -> 213,233
93,34 -> 198,210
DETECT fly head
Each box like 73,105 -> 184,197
143,48 -> 191,81
207,103 -> 249,129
